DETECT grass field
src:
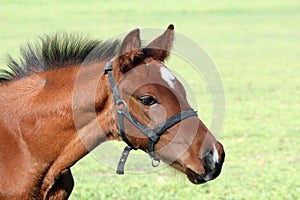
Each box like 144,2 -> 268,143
1,0 -> 299,199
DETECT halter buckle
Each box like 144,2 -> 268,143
116,99 -> 126,114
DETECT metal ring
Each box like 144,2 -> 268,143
151,158 -> 160,167
116,99 -> 126,114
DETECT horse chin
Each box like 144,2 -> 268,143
168,161 -> 208,184
186,168 -> 207,184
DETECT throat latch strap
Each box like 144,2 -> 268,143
116,146 -> 133,174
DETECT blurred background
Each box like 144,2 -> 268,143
0,0 -> 299,199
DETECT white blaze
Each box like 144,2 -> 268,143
160,67 -> 175,89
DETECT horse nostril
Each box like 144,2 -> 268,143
201,149 -> 216,173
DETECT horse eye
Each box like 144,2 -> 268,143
139,96 -> 158,106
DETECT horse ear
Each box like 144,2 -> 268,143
116,28 -> 143,73
143,24 -> 174,61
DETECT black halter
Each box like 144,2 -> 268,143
103,60 -> 198,174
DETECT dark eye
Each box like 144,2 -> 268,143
139,96 -> 158,106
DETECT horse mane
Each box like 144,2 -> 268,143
0,33 -> 120,82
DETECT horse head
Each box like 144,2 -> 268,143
105,25 -> 225,184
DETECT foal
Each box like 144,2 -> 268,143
0,25 -> 224,199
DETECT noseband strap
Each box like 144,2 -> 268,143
104,60 -> 197,174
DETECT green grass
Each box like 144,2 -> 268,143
1,0 -> 299,199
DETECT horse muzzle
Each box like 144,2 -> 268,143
186,143 -> 225,184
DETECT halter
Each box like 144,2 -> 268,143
103,60 -> 198,174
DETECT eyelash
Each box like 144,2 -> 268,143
139,96 -> 158,106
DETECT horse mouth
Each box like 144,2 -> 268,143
186,168 -> 207,184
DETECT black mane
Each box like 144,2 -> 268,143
0,33 -> 120,82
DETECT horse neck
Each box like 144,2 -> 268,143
0,61 -> 116,162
